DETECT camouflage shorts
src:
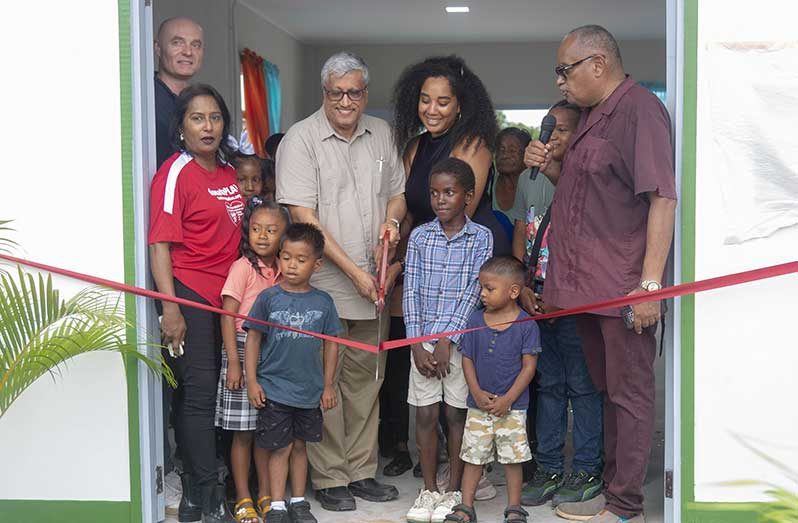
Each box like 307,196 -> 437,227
459,408 -> 532,465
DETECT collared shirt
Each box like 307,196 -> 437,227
154,74 -> 178,169
403,217 -> 493,344
275,108 -> 405,320
545,76 -> 678,316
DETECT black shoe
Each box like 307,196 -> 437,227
412,461 -> 423,478
383,451 -> 413,477
551,471 -> 603,507
288,500 -> 318,522
316,486 -> 356,512
520,469 -> 564,506
348,478 -> 399,502
178,473 -> 202,522
201,483 -> 235,522
265,509 -> 290,522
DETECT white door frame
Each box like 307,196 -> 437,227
130,0 -> 164,521
665,0 -> 685,521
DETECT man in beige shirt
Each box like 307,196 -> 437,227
276,51 -> 406,513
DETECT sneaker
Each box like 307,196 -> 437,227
554,494 -> 607,521
265,509 -> 290,523
164,470 -> 182,516
521,469 -> 564,506
407,490 -> 441,523
288,500 -> 317,523
474,471 -> 497,501
552,471 -> 603,507
431,491 -> 462,523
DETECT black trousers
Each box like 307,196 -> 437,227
378,316 -> 411,447
167,279 -> 223,486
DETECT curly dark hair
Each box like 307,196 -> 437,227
240,196 -> 290,277
391,55 -> 498,155
430,157 -> 476,192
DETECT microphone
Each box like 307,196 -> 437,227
530,114 -> 557,179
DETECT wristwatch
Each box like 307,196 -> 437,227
640,280 -> 662,292
389,218 -> 401,229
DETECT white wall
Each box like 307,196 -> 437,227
0,1 -> 131,501
693,0 -> 798,502
154,0 -> 305,132
302,39 -> 666,119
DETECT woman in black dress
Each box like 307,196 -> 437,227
391,55 -> 507,254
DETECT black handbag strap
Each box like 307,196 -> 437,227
528,206 -> 552,274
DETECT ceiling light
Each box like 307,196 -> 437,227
445,6 -> 470,13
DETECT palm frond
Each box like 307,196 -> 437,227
0,266 -> 174,420
0,219 -> 17,256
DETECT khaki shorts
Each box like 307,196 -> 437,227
407,342 -> 468,409
460,408 -> 532,465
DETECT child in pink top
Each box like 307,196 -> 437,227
215,197 -> 289,522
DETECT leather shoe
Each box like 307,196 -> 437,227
315,486 -> 356,512
348,478 -> 399,502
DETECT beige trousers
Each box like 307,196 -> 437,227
307,316 -> 389,489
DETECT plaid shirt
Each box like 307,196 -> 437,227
403,217 -> 493,344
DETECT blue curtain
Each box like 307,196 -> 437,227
263,61 -> 281,134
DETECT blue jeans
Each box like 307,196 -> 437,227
535,316 -> 602,474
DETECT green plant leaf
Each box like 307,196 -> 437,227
0,265 -> 174,420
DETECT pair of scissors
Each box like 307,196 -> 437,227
374,230 -> 390,380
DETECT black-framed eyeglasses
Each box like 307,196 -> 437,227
323,87 -> 367,101
555,54 -> 599,79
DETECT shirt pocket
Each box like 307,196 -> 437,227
316,156 -> 342,206
579,135 -> 614,177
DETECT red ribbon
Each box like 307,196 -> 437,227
1,253 -> 796,353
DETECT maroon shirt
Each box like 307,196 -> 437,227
544,76 -> 677,316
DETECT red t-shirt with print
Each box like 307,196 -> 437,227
149,152 -> 244,307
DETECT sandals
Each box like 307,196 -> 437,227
256,495 -> 271,516
445,503 -> 477,523
233,498 -> 258,523
504,505 -> 529,523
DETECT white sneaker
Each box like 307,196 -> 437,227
431,491 -> 462,523
407,490 -> 441,523
164,470 -> 182,515
475,471 -> 497,501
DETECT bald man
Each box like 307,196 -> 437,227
525,25 -> 676,523
154,17 -> 204,167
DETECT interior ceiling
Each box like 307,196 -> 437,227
241,0 -> 666,44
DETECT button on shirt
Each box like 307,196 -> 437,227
276,109 -> 405,320
545,76 -> 677,316
403,217 -> 493,344
460,309 -> 541,410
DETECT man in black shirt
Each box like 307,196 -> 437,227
154,17 -> 204,167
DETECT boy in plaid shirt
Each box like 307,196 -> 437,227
403,158 -> 493,522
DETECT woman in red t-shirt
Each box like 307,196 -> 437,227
149,83 -> 242,523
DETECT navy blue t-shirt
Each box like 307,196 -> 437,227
243,285 -> 341,409
460,309 -> 542,410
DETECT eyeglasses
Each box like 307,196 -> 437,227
555,54 -> 600,79
323,87 -> 367,101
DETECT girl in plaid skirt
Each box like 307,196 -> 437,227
216,195 -> 289,523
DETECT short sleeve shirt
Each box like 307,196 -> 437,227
275,109 -> 405,320
460,309 -> 541,410
221,257 -> 281,332
148,152 -> 245,307
243,285 -> 342,409
545,77 -> 677,316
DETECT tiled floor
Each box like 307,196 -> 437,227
166,356 -> 666,523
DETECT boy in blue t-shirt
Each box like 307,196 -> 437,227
446,256 -> 541,523
244,223 -> 341,523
